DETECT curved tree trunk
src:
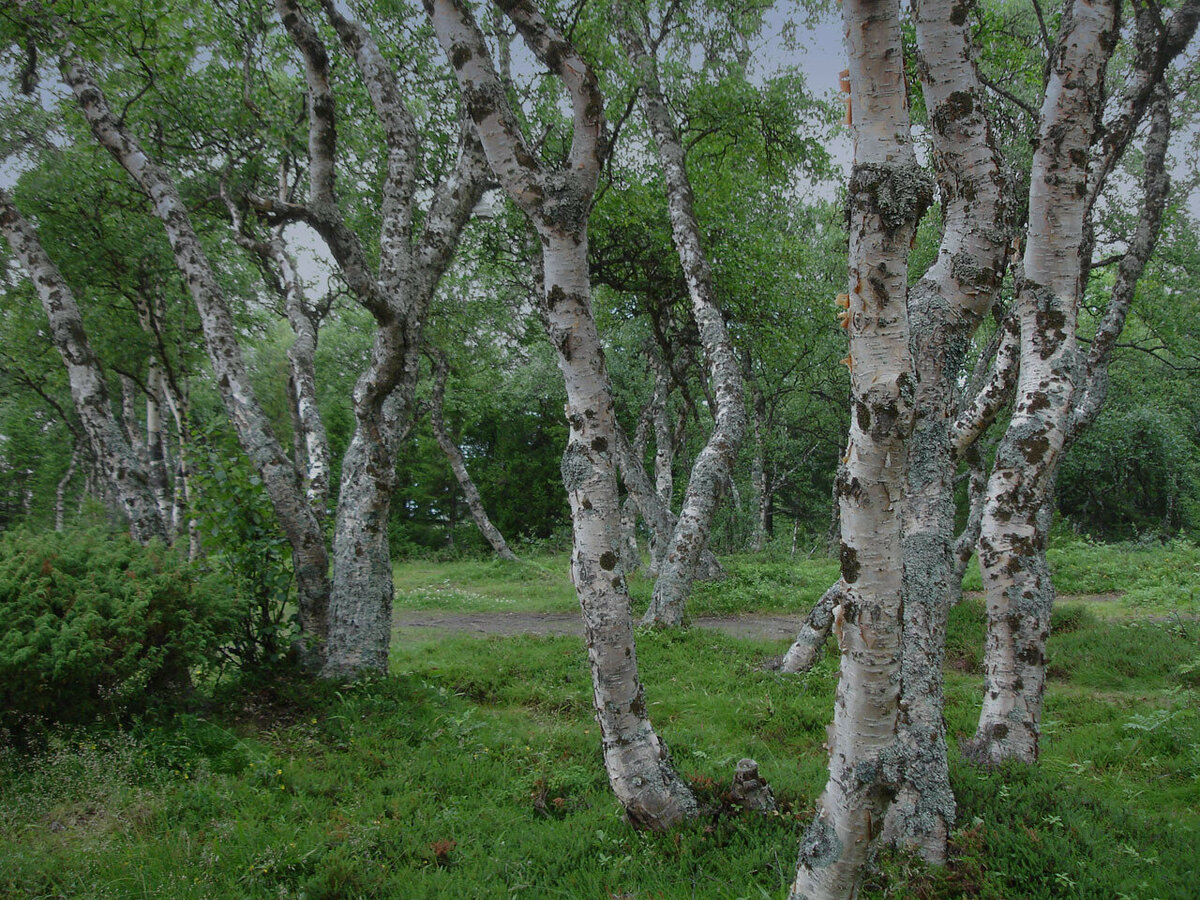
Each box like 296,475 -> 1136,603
264,0 -> 489,678
430,351 -> 517,561
616,12 -> 746,628
428,0 -> 697,829
967,0 -> 1119,767
45,31 -> 333,655
882,0 -> 1012,862
0,190 -> 167,546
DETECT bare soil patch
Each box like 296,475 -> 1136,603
393,611 -> 801,641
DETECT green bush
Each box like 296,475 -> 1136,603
0,528 -> 235,734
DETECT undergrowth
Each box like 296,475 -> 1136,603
3,537 -> 1198,898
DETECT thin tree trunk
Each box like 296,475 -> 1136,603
0,190 -> 167,545
54,445 -> 78,532
43,26 -> 333,654
616,13 -> 747,627
430,350 -> 517,560
779,583 -> 844,674
428,0 -> 697,829
145,360 -> 174,529
790,0 -> 933,895
967,0 -> 1119,767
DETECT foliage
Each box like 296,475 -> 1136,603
2,546 -> 1198,897
0,528 -> 234,736
189,429 -> 298,670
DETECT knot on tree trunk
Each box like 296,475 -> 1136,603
730,758 -> 776,813
848,161 -> 935,234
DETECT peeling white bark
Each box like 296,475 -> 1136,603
969,0 -> 1119,767
427,0 -> 696,829
0,190 -> 167,545
790,0 -> 933,895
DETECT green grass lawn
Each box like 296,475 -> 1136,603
3,540 -> 1198,899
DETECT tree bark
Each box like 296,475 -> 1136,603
0,190 -> 167,545
427,0 -> 697,829
616,13 -> 747,627
54,445 -> 78,532
967,0 -> 1119,767
790,1 -> 933,895
42,25 -> 333,654
779,582 -> 844,674
883,0 -> 1012,861
430,350 -> 518,560
144,360 -> 174,529
267,0 -> 489,678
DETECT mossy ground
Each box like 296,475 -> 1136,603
3,538 -> 1197,899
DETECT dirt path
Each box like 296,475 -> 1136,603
393,593 -> 1133,641
394,611 -> 802,641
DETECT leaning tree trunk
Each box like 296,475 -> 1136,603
967,0 -> 1118,767
779,582 -> 844,674
430,351 -> 518,560
427,0 -> 697,829
789,0 -> 933,896
43,29 -> 333,652
617,13 -> 746,627
0,190 -> 168,545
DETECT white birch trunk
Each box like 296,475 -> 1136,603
265,0 -> 489,678
884,0 -> 1012,861
427,0 -> 696,829
0,190 -> 167,545
790,0 -> 932,895
54,446 -> 78,532
46,33 -> 334,655
617,19 -> 747,626
968,0 -> 1118,766
144,360 -> 174,528
779,583 -> 844,674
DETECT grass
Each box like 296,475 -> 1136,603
3,537 -> 1199,899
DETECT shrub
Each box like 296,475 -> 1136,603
0,528 -> 235,734
190,431 -> 296,668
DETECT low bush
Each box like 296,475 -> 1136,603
0,528 -> 235,735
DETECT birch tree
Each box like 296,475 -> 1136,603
614,1 -> 747,628
967,0 -> 1197,766
426,0 -> 697,829
428,347 -> 517,560
260,0 -> 491,677
789,0 -> 933,894
0,190 -> 168,545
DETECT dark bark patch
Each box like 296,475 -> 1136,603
599,551 -> 617,571
931,90 -> 974,133
840,543 -> 861,583
855,400 -> 871,433
591,436 -> 608,453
